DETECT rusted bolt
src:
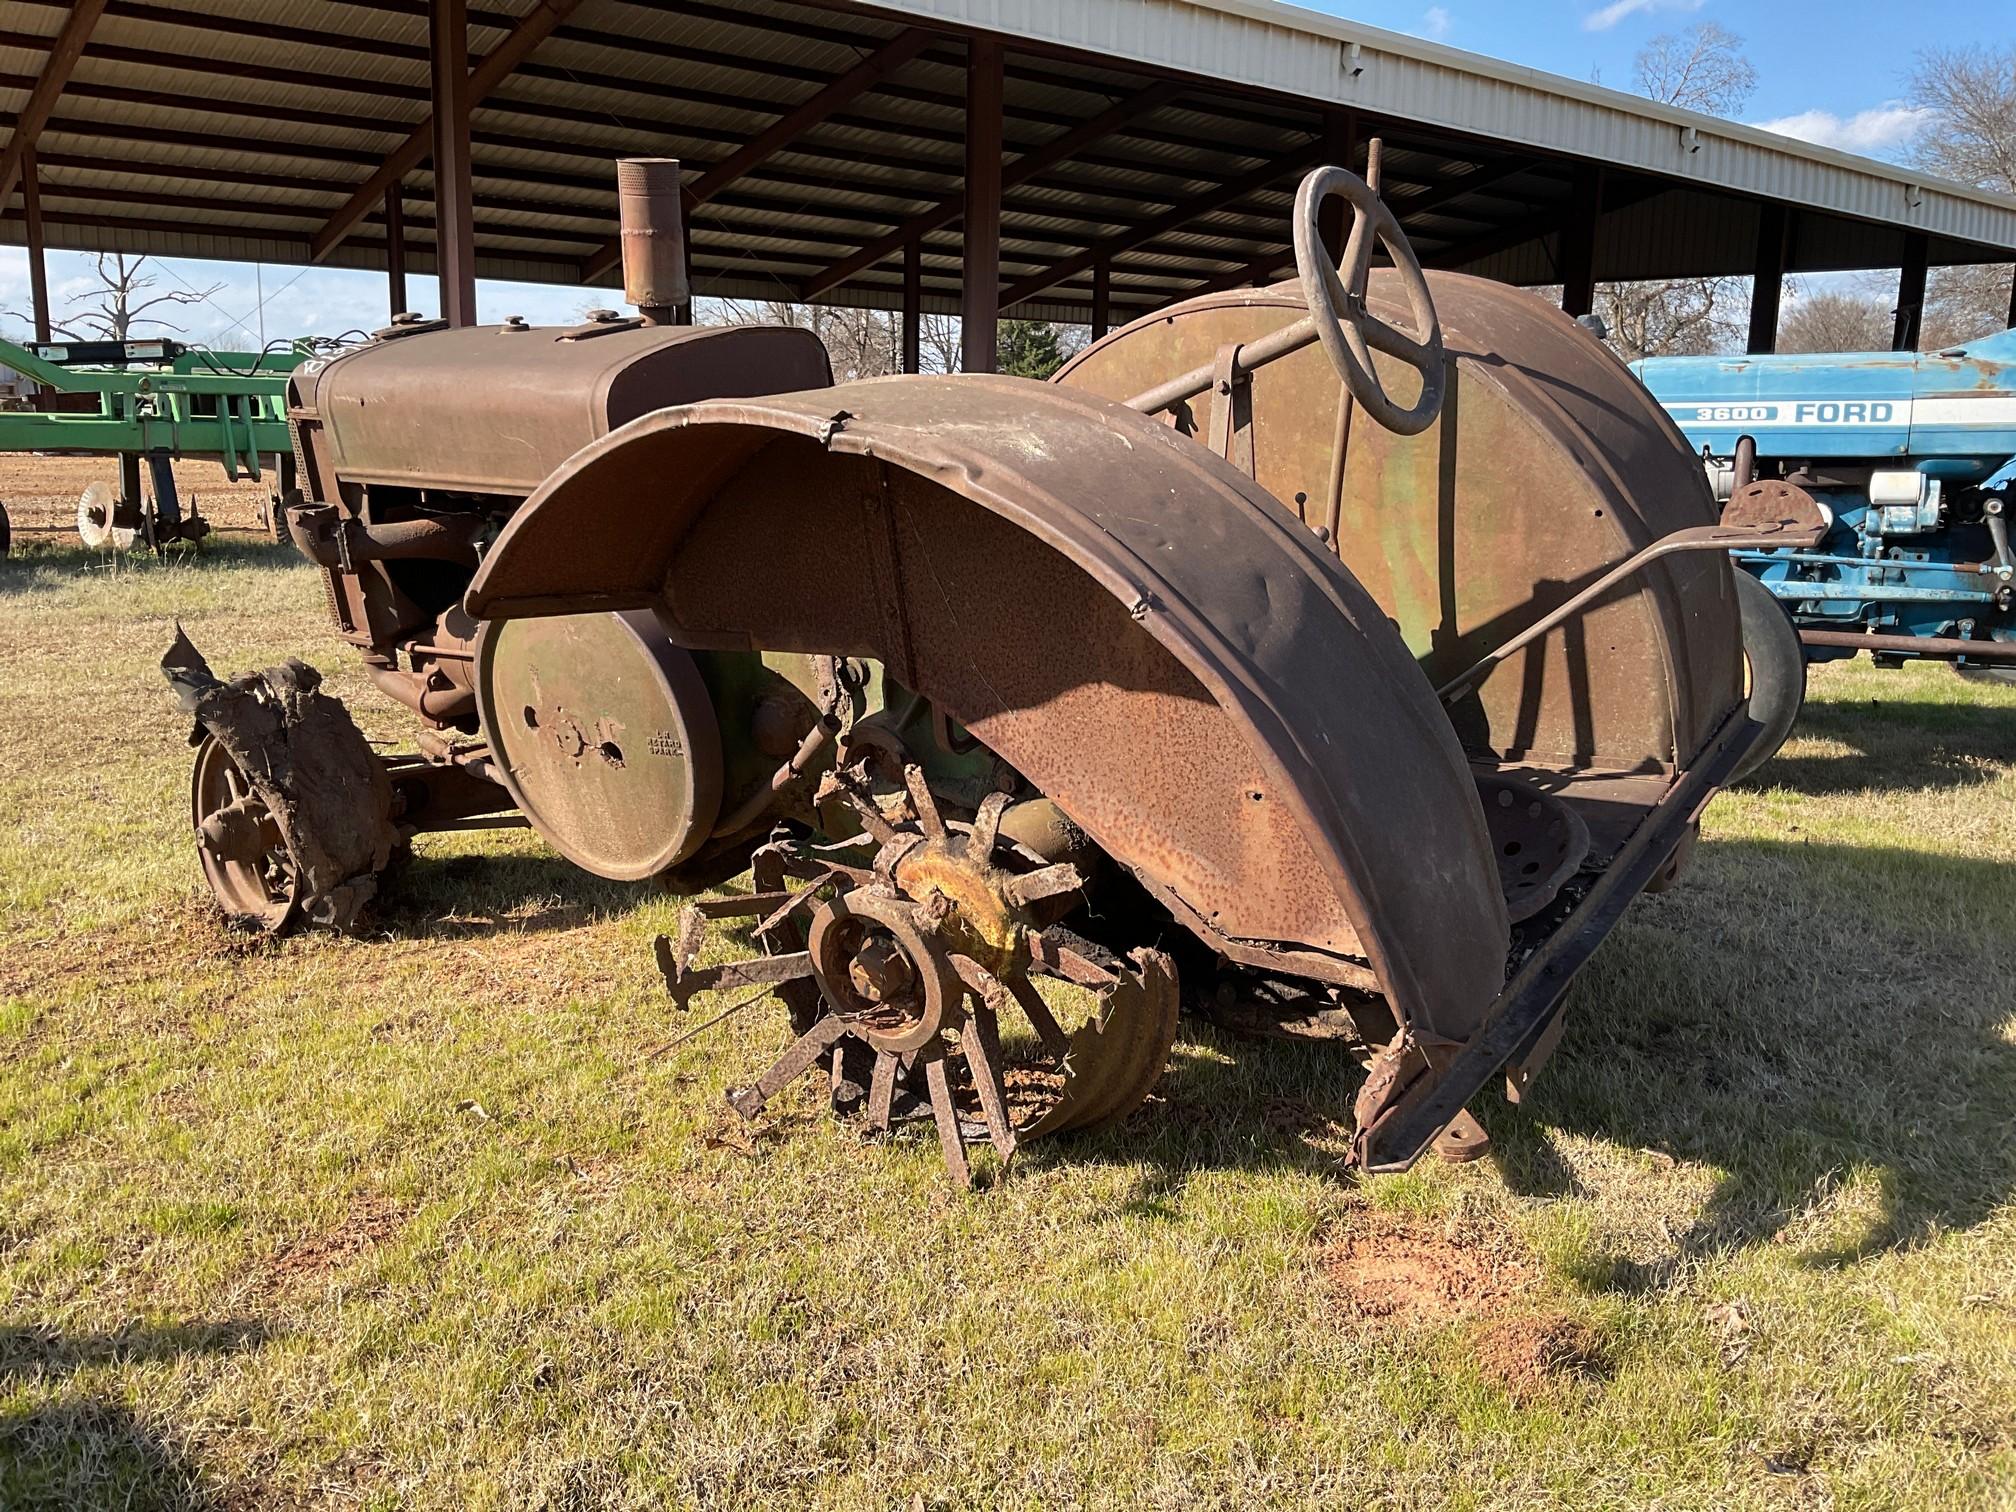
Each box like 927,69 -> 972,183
914,890 -> 955,930
848,935 -> 915,1004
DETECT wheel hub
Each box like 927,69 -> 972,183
807,889 -> 959,1054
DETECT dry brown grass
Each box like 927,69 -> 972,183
2,481 -> 2014,1508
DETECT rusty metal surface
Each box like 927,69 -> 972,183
616,158 -> 690,319
1474,772 -> 1590,925
468,374 -> 1512,1044
163,629 -> 398,933
289,323 -> 831,497
665,756 -> 1183,1186
473,609 -> 724,881
1055,271 -> 1745,780
1435,513 -> 1830,707
1359,702 -> 1761,1172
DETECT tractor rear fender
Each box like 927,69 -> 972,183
465,375 -> 1511,1042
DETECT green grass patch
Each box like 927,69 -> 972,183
2,533 -> 2013,1507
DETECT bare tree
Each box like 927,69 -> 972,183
9,253 -> 228,343
713,298 -> 974,376
1634,22 -> 1760,116
1589,24 -> 1760,358
916,312 -> 962,375
1909,45 -> 2016,190
1778,289 -> 1895,354
713,299 -> 903,380
1598,278 -> 1745,360
1908,46 -> 2015,346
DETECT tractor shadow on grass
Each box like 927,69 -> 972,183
0,533 -> 298,596
1073,837 -> 2014,1274
1486,836 -> 2016,1274
0,1318 -> 265,1509
372,848 -> 648,940
1105,1027 -> 1374,1202
1757,696 -> 2016,797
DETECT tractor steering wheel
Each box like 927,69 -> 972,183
1292,166 -> 1447,437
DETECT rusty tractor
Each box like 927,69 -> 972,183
168,156 -> 1824,1183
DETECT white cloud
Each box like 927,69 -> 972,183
1749,104 -> 1932,157
1583,0 -> 1701,32
1420,6 -> 1453,38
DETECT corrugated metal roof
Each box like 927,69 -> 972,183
858,0 -> 2016,250
0,0 -> 2009,326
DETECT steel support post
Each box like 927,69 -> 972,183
902,237 -> 922,373
1748,204 -> 1789,355
1558,166 -> 1601,319
1318,112 -> 1357,263
1091,255 -> 1111,341
21,148 -> 49,343
430,0 -> 478,327
1893,233 -> 1928,352
384,186 -> 408,320
961,37 -> 1003,375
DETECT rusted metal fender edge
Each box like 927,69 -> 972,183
1357,705 -> 1761,1173
466,375 -> 1511,1042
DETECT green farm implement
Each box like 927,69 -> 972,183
0,335 -> 312,553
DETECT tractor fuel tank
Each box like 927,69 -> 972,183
288,320 -> 832,500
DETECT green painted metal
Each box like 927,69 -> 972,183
0,336 -> 307,483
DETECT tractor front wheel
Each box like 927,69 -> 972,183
191,734 -> 302,933
1730,570 -> 1806,785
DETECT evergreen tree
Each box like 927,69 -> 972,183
995,319 -> 1068,380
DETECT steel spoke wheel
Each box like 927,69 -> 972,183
190,734 -> 301,932
658,758 -> 1179,1187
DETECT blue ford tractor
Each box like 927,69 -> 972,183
1637,326 -> 2016,771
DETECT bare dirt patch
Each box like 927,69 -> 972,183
0,452 -> 275,541
1323,1211 -> 1534,1323
259,1193 -> 405,1294
1471,1312 -> 1610,1399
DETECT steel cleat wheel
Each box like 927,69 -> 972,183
658,759 -> 1180,1188
190,733 -> 302,932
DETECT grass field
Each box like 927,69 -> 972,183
3,469 -> 2014,1509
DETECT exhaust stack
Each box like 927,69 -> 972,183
617,157 -> 690,325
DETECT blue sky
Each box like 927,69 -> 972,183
1316,0 -> 2003,152
0,0 -> 2004,348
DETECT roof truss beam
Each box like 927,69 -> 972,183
577,27 -> 932,282
999,137 -> 1329,310
308,0 -> 584,263
12,0 -> 1273,162
1194,155 -> 1547,294
799,79 -> 1179,301
1426,176 -> 1667,273
0,0 -> 109,208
